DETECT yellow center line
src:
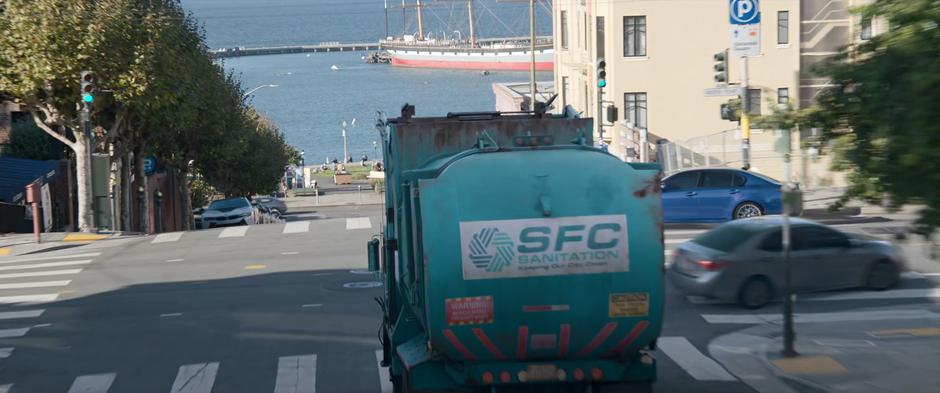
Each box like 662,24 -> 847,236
244,264 -> 267,270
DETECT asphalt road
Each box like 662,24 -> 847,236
0,206 -> 936,393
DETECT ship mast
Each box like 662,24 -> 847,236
384,0 -> 389,39
467,0 -> 476,47
416,0 -> 425,40
529,0 -> 536,104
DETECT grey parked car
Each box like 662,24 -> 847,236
667,216 -> 905,308
252,196 -> 288,215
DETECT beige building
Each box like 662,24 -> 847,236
552,0 -> 875,186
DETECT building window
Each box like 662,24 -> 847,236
777,88 -> 789,104
624,92 -> 647,129
747,89 -> 761,115
623,16 -> 646,57
596,16 -> 605,58
860,17 -> 872,40
560,11 -> 568,49
561,76 -> 570,108
777,11 -> 789,45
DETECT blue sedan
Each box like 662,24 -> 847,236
662,168 -> 784,223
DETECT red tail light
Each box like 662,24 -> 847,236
482,371 -> 494,384
591,368 -> 604,380
573,368 -> 585,381
697,259 -> 728,271
499,371 -> 511,383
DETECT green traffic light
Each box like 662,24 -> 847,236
82,93 -> 94,104
598,79 -> 607,88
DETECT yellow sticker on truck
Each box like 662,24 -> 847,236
609,293 -> 649,318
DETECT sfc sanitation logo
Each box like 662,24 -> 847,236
460,215 -> 630,280
468,228 -> 516,272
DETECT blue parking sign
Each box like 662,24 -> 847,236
729,0 -> 760,25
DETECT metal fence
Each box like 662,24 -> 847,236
656,128 -> 792,178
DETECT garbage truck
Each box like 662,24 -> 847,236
367,105 -> 664,392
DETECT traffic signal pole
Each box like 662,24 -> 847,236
740,56 -> 751,170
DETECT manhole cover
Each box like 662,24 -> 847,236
343,281 -> 383,289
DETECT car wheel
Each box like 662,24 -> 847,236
733,201 -> 763,219
866,260 -> 898,290
738,277 -> 773,309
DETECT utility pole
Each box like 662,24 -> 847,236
528,0 -> 536,107
739,56 -> 751,170
341,118 -> 356,163
778,104 -> 798,358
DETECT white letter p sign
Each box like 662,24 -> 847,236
736,0 -> 753,18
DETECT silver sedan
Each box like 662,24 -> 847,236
667,216 -> 906,308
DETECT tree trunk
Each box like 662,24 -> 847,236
74,138 -> 94,232
121,152 -> 132,231
178,166 -> 193,231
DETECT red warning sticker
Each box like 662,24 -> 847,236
445,296 -> 494,326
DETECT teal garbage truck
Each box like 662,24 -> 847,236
368,106 -> 665,392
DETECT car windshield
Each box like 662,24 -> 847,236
692,224 -> 764,252
208,198 -> 248,210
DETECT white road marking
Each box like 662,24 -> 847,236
0,260 -> 93,271
0,384 -> 11,393
0,328 -> 30,338
0,294 -> 59,304
170,362 -> 220,393
161,313 -> 183,318
166,259 -> 185,262
806,288 -> 940,302
219,226 -> 249,238
301,304 -> 322,308
283,221 -> 310,234
701,309 -> 939,324
152,232 -> 184,244
66,372 -> 116,393
0,269 -> 82,280
0,252 -> 100,265
281,252 -> 300,255
0,309 -> 44,320
274,354 -> 317,393
346,217 -> 372,230
376,350 -> 392,393
923,273 -> 940,277
656,337 -> 737,381
0,280 -> 71,290
32,323 -> 51,328
0,347 -> 13,358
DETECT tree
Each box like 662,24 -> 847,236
809,0 -> 940,236
1,116 -> 66,161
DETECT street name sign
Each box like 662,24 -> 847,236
704,86 -> 744,97
729,0 -> 761,57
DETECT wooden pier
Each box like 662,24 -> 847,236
211,42 -> 380,59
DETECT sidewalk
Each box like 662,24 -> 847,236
710,304 -> 940,393
0,231 -> 137,257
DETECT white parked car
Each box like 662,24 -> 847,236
201,197 -> 256,228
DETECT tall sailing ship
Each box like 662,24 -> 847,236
380,0 -> 553,71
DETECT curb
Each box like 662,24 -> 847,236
757,340 -> 835,393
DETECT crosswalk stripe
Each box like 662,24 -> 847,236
219,226 -> 249,238
152,232 -> 183,244
701,309 -> 938,324
0,347 -> 13,358
283,221 -> 311,234
0,269 -> 82,280
0,252 -> 100,265
170,362 -> 219,393
0,280 -> 70,290
0,328 -> 30,338
0,260 -> 93,272
346,217 -> 372,230
806,288 -> 940,302
0,309 -> 44,320
375,350 -> 392,393
656,337 -> 737,381
274,354 -> 317,393
0,294 -> 59,304
67,372 -> 116,393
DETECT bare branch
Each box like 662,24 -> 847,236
28,108 -> 75,148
